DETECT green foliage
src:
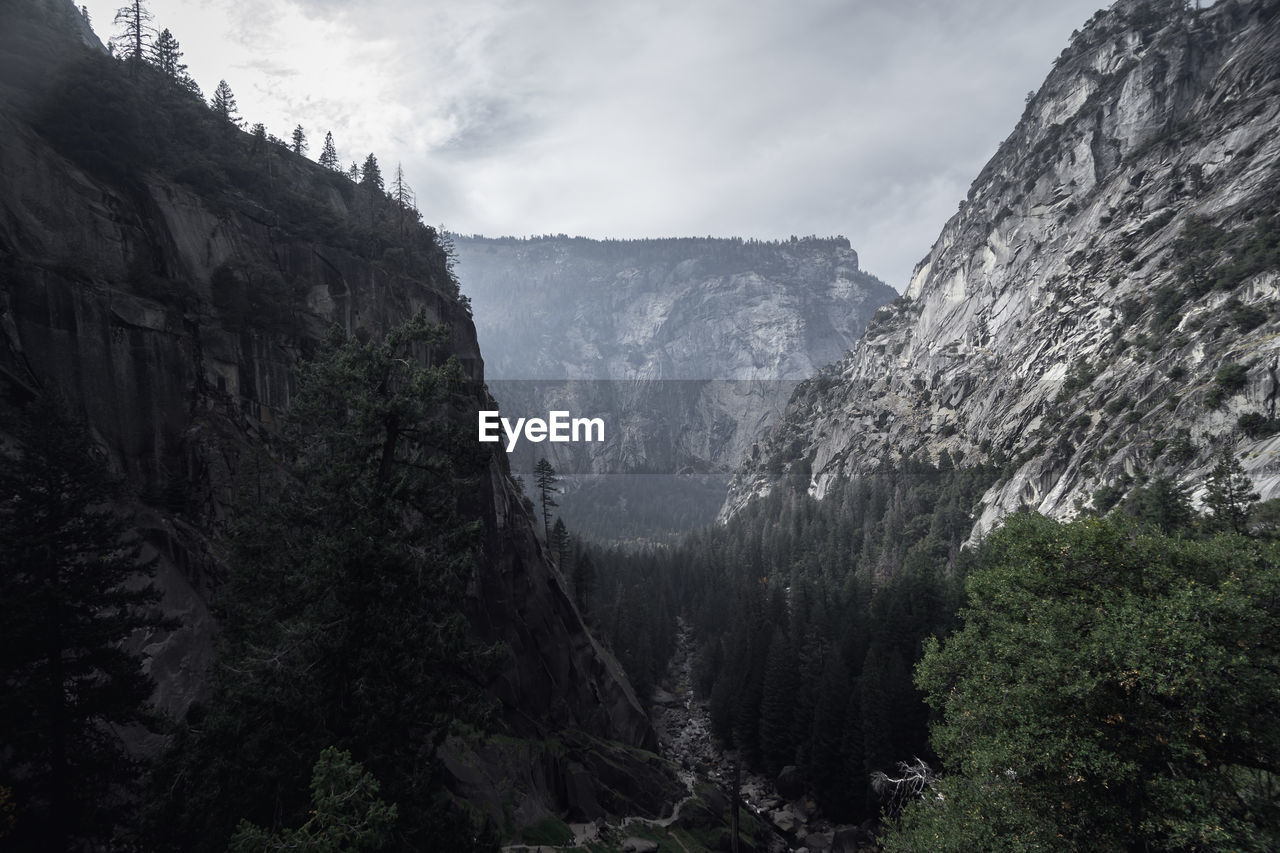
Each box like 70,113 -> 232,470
0,398 -> 169,850
1238,411 -> 1280,439
887,513 -> 1280,852
1204,448 -> 1260,534
1055,359 -> 1097,403
229,747 -> 397,852
148,315 -> 499,852
1216,361 -> 1249,394
592,458 -> 1000,821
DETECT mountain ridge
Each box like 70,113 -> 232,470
725,0 -> 1280,532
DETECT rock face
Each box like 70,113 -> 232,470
727,0 -> 1280,532
0,0 -> 664,829
454,235 -> 895,539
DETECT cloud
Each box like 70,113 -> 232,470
82,0 -> 1106,288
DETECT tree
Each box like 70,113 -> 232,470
347,160 -> 360,182
533,457 -> 559,538
112,0 -> 152,64
548,517 -> 570,566
1204,447 -> 1258,533
229,747 -> 397,852
210,79 -> 241,127
318,131 -> 339,170
359,152 -> 383,192
0,398 -> 169,850
885,514 -> 1280,852
148,314 -> 498,852
148,27 -> 184,78
570,552 -> 596,615
390,162 -> 417,234
291,123 -> 308,156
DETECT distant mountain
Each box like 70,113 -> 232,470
453,234 -> 896,541
726,0 -> 1280,532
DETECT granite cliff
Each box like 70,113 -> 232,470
0,0 -> 673,836
726,0 -> 1280,533
454,234 -> 895,540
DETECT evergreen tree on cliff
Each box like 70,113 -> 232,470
111,0 -> 152,65
534,457 -> 559,537
147,315 -> 499,853
318,131 -> 339,170
0,399 -> 168,850
290,123 -> 307,156
359,153 -> 383,192
210,79 -> 241,127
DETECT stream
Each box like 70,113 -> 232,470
506,618 -> 871,853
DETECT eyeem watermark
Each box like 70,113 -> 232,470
478,410 -> 605,452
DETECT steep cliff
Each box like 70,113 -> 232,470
454,234 -> 894,539
726,0 -> 1280,531
0,0 -> 671,834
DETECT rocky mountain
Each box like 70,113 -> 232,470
453,234 -> 895,539
726,0 -> 1280,534
0,0 -> 675,838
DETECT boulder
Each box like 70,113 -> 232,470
776,765 -> 805,800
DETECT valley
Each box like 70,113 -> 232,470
1,0 -> 1278,851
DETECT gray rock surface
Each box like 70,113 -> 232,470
727,0 -> 1280,532
0,0 -> 669,833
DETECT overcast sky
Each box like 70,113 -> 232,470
82,0 -> 1106,290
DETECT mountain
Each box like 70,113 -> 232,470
725,0 -> 1280,532
453,234 -> 895,540
0,0 -> 677,844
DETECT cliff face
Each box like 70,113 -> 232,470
726,0 -> 1280,530
454,235 -> 895,539
0,0 -> 663,826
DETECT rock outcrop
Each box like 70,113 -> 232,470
0,0 -> 667,831
454,235 -> 895,539
727,0 -> 1280,532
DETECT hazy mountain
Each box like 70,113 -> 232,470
453,233 -> 895,540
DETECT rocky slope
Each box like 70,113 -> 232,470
726,0 -> 1280,532
454,235 -> 894,540
0,0 -> 672,832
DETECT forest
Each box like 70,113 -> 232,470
581,453 -> 1280,850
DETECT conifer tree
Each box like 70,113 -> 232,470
1205,448 -> 1259,533
290,124 -> 307,156
359,153 -> 383,192
534,457 -> 559,537
148,27 -> 184,78
210,79 -> 241,127
318,131 -> 339,170
347,161 -> 360,182
112,0 -> 153,65
148,314 -> 497,852
0,398 -> 168,850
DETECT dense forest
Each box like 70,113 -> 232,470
584,452 -> 1280,848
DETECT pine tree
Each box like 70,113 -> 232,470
210,80 -> 241,127
549,517 -> 570,566
148,28 -> 184,78
390,162 -> 417,233
1204,448 -> 1259,533
347,161 -> 360,182
112,0 -> 153,65
0,398 -> 169,850
571,552 -> 597,615
290,124 -> 308,156
148,314 -> 498,852
359,153 -> 383,192
318,131 -> 339,170
534,458 -> 559,538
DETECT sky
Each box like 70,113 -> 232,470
81,0 -> 1107,290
